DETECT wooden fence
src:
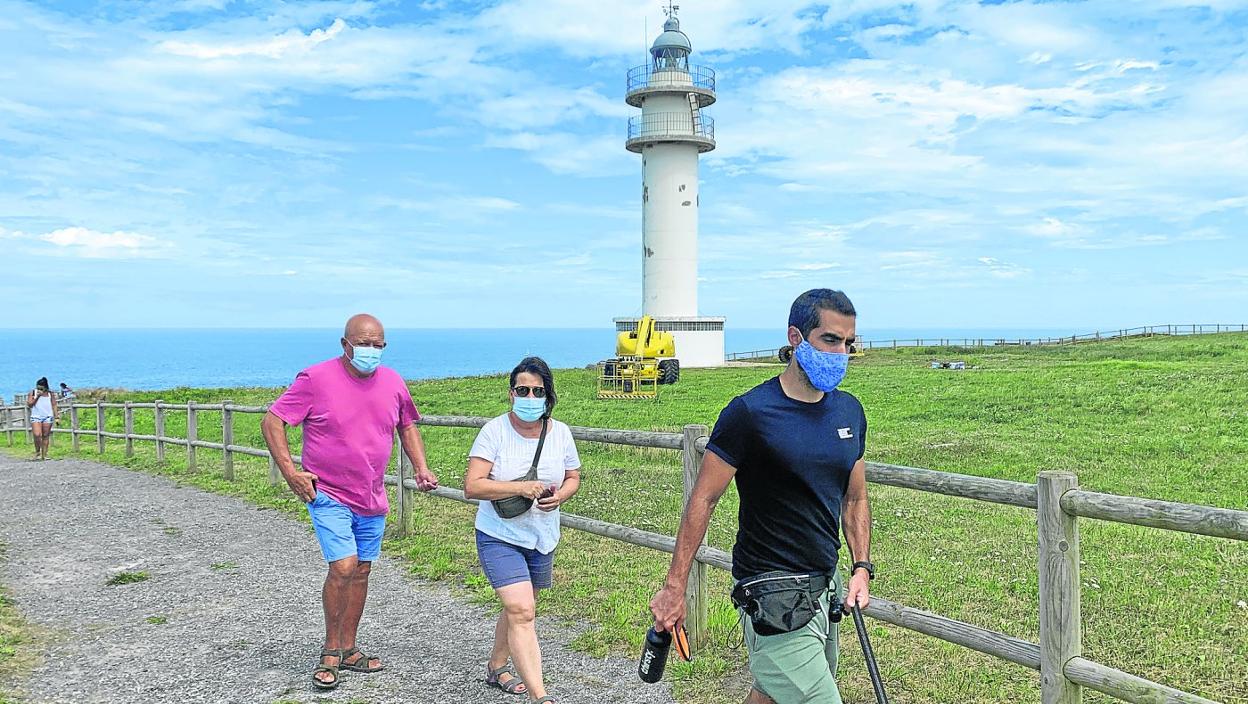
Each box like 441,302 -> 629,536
2,398 -> 1245,704
725,323 -> 1248,362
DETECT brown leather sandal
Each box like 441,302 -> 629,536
341,646 -> 384,673
312,648 -> 341,690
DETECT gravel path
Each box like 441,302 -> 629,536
0,454 -> 674,704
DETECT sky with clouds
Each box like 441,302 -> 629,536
1,0 -> 1245,330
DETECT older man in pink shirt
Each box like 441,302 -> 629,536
262,313 -> 438,691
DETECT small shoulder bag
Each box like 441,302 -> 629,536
490,418 -> 548,519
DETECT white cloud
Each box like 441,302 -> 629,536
158,18 -> 348,59
33,226 -> 166,259
485,132 -> 632,177
472,0 -> 829,58
1026,217 -> 1083,239
977,256 -> 1029,279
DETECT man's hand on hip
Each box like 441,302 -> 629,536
845,571 -> 871,610
649,582 -> 687,633
284,470 -> 318,503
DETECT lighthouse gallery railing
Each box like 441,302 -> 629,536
626,64 -> 716,93
628,113 -> 715,142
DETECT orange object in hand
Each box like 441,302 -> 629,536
672,623 -> 691,662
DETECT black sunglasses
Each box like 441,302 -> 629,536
512,385 -> 547,398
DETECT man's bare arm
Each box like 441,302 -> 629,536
398,423 -> 438,490
649,451 -> 737,631
842,458 -> 872,608
261,411 -> 316,502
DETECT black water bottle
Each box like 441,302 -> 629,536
638,626 -> 672,683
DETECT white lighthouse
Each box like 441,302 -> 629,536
616,5 -> 725,368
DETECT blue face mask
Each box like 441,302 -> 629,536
349,345 -> 383,374
512,395 -> 546,422
794,340 -> 849,392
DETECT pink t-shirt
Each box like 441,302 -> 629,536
269,358 -> 420,516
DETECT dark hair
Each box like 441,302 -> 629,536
60,383 -> 68,388
509,356 -> 556,417
788,288 -> 857,339
36,377 -> 49,391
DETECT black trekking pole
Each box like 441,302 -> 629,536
851,604 -> 888,704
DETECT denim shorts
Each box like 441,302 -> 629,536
306,491 -> 386,563
476,529 -> 554,590
30,415 -> 53,424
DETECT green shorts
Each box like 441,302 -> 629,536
739,572 -> 843,703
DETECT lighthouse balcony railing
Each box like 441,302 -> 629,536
627,64 -> 716,93
628,113 -> 715,142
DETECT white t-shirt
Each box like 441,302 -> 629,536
470,413 -> 581,553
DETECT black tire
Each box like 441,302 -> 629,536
778,345 -> 794,363
658,359 -> 680,385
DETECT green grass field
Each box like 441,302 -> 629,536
0,543 -> 37,704
4,333 -> 1246,703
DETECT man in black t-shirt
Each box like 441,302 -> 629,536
651,288 -> 874,703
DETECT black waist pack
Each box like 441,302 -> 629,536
731,571 -> 830,636
490,418 -> 548,519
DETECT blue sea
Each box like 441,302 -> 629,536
0,327 -> 1072,394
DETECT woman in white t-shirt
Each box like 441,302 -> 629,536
27,377 -> 58,461
463,357 -> 581,704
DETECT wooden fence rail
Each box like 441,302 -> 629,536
2,398 -> 1242,704
725,322 -> 1248,362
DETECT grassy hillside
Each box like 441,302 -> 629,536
5,333 -> 1246,703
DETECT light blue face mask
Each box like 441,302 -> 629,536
349,344 -> 383,374
512,395 -> 546,422
794,340 -> 850,392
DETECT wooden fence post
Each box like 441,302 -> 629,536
1038,471 -> 1082,704
386,433 -> 410,539
155,400 -> 166,462
186,401 -> 198,472
222,401 -> 234,480
124,402 -> 135,458
682,424 -> 710,651
70,404 -> 80,452
3,405 -> 9,446
400,450 -> 415,538
96,402 -> 105,453
24,403 -> 32,445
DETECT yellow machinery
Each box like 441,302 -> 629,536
597,316 -> 680,399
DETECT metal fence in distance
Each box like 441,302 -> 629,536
725,323 -> 1248,362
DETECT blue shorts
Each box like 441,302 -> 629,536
306,491 -> 386,563
476,530 -> 554,590
30,416 -> 53,424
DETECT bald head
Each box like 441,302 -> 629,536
344,313 -> 384,340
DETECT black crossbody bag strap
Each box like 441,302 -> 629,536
522,417 -> 549,481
